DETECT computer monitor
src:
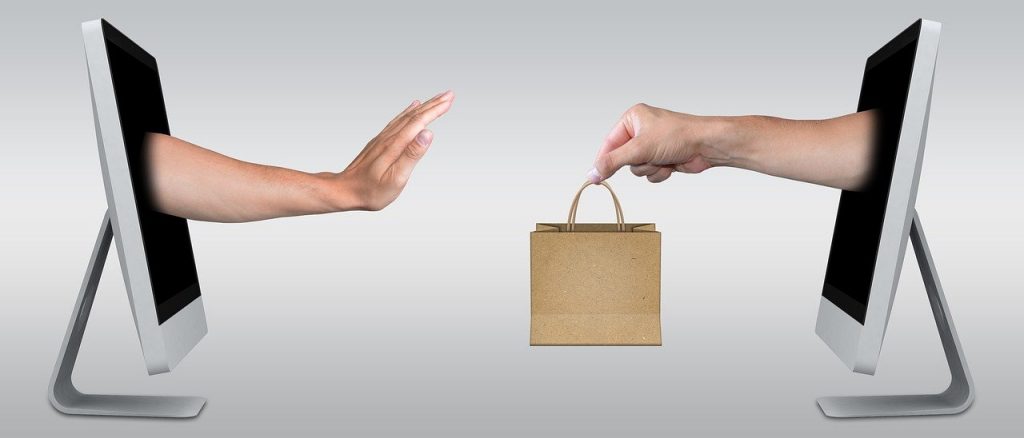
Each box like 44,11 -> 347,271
814,19 -> 974,417
48,19 -> 206,418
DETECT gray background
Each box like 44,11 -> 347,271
1,1 -> 1021,436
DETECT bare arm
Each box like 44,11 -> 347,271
589,103 -> 877,191
146,90 -> 454,222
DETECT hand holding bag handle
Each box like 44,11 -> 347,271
567,180 -> 625,232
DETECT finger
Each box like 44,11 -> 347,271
589,108 -> 638,183
389,94 -> 454,150
400,99 -> 422,116
593,139 -> 646,182
596,110 -> 637,158
404,90 -> 453,121
389,129 -> 433,186
355,101 -> 420,163
369,92 -> 454,167
408,90 -> 454,119
381,91 -> 454,141
383,100 -> 421,130
375,100 -> 422,139
647,167 -> 673,183
381,91 -> 453,137
630,164 -> 660,177
675,159 -> 708,174
421,89 -> 453,106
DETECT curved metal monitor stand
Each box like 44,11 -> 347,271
48,211 -> 205,418
817,210 -> 974,417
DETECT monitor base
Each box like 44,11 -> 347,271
817,211 -> 974,418
48,211 -> 206,418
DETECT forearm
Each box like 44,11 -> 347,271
704,111 -> 877,191
139,91 -> 450,222
146,133 -> 356,222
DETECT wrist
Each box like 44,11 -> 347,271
316,172 -> 363,213
698,115 -> 757,170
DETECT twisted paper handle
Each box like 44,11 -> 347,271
567,180 -> 625,232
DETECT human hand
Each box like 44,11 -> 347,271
588,103 -> 727,184
332,90 -> 455,211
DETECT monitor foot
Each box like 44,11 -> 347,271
50,393 -> 206,418
817,393 -> 970,418
817,211 -> 974,418
48,211 -> 206,418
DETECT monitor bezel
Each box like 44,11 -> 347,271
815,19 -> 941,374
83,19 -> 207,375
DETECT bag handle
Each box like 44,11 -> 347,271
567,180 -> 625,232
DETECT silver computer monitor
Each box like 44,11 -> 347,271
48,19 -> 207,418
84,18 -> 207,374
815,19 -> 939,374
813,19 -> 973,418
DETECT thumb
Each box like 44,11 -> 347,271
590,139 -> 644,183
391,129 -> 433,184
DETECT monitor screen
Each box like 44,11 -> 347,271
104,23 -> 201,324
821,23 -> 919,324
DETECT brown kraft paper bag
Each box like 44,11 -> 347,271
530,181 -> 661,346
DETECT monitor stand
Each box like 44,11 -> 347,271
48,211 -> 206,418
817,210 -> 975,418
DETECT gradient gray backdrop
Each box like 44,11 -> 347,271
1,1 -> 1021,437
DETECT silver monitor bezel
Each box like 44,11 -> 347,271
82,19 -> 207,375
815,19 -> 941,374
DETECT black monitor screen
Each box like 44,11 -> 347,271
821,22 -> 920,324
104,21 -> 201,324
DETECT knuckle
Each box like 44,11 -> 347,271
404,143 -> 426,160
594,155 -> 610,174
631,102 -> 650,113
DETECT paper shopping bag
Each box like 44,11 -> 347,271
530,181 -> 661,346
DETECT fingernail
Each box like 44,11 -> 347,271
415,130 -> 433,147
586,167 -> 602,184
